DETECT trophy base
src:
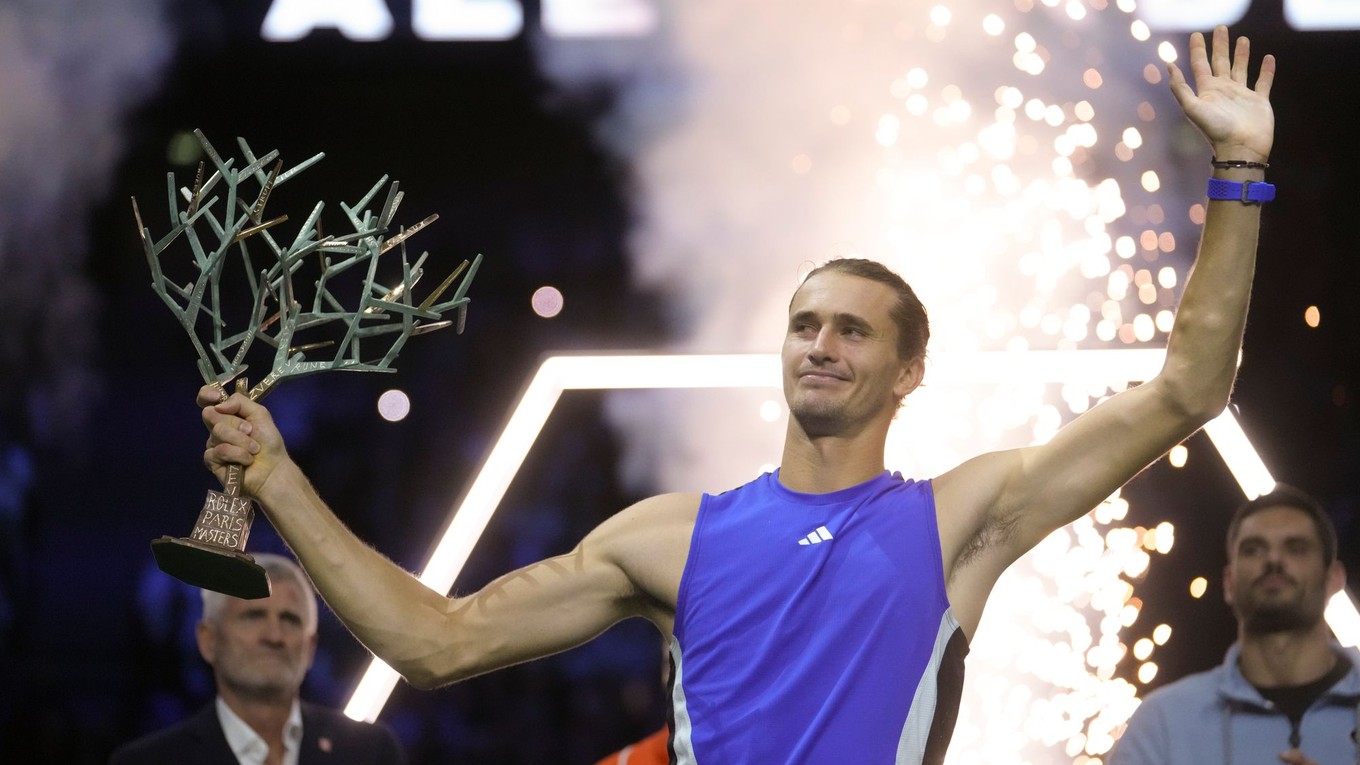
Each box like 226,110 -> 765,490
151,536 -> 272,600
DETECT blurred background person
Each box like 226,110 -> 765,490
1112,486 -> 1360,765
109,553 -> 405,765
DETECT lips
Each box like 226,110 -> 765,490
798,369 -> 849,383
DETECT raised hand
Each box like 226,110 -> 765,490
1167,25 -> 1275,163
199,384 -> 289,500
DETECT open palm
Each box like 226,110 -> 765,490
1168,26 -> 1276,163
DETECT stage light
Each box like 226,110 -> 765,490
1326,591 -> 1360,648
1202,411 -> 1275,499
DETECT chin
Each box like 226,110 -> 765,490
1241,604 -> 1323,634
791,408 -> 850,437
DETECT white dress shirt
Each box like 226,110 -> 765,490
215,697 -> 304,765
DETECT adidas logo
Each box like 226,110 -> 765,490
798,526 -> 834,546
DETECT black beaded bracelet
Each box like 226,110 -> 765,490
1211,157 -> 1269,170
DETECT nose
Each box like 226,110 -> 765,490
808,327 -> 836,363
260,615 -> 286,645
1262,545 -> 1287,571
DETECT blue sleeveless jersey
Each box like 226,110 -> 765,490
670,470 -> 967,765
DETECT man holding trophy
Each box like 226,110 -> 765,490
197,26 -> 1276,765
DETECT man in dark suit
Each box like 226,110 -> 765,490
110,553 -> 404,765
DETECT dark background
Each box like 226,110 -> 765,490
0,0 -> 1357,762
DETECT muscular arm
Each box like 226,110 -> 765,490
936,26 -> 1276,634
202,390 -> 694,688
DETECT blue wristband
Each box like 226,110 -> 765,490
1206,178 -> 1275,204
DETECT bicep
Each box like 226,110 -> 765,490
420,534 -> 640,686
1004,377 -> 1198,546
417,493 -> 693,687
939,379 -> 1201,585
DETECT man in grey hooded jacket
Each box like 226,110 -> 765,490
1112,486 -> 1360,765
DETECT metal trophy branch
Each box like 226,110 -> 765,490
134,129 -> 481,598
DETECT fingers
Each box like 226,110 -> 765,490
196,383 -> 227,408
1186,26 -> 1275,97
204,411 -> 259,458
1256,53 -> 1276,99
1210,25 -> 1231,77
202,393 -> 263,457
1187,31 -> 1211,88
1166,60 -> 1193,109
1231,35 -> 1250,83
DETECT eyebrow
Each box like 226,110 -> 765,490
790,309 -> 876,330
1237,533 -> 1316,549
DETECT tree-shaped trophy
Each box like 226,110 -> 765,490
133,129 -> 481,599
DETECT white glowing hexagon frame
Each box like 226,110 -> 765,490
344,350 -> 1360,721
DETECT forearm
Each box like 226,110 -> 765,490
1157,159 -> 1265,420
254,460 -> 462,684
1155,27 -> 1274,420
253,459 -> 648,688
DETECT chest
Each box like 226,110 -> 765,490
678,495 -> 946,636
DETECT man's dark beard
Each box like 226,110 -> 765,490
1240,600 -> 1320,634
1237,570 -> 1325,635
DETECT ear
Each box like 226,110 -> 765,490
1221,563 -> 1235,607
196,621 -> 217,666
893,356 -> 926,401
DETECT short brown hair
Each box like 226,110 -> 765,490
801,258 -> 930,362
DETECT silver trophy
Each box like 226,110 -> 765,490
133,130 -> 480,598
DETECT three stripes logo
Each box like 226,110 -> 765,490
798,525 -> 834,546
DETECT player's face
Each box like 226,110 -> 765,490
782,272 -> 918,437
198,580 -> 317,701
1224,506 -> 1339,635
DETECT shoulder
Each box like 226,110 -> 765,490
109,706 -> 222,764
301,703 -> 405,762
590,493 -> 702,550
623,492 -> 704,518
580,492 -> 701,625
1128,665 -> 1225,725
1139,665 -> 1223,704
1112,667 -> 1225,764
932,451 -> 1022,518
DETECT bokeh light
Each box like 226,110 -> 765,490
531,285 -> 565,318
1168,444 -> 1187,467
377,389 -> 411,422
1189,576 -> 1208,599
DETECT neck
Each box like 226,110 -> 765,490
1236,623 -> 1337,687
778,419 -> 888,493
220,688 -> 295,753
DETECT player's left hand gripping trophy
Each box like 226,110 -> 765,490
133,130 -> 481,599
